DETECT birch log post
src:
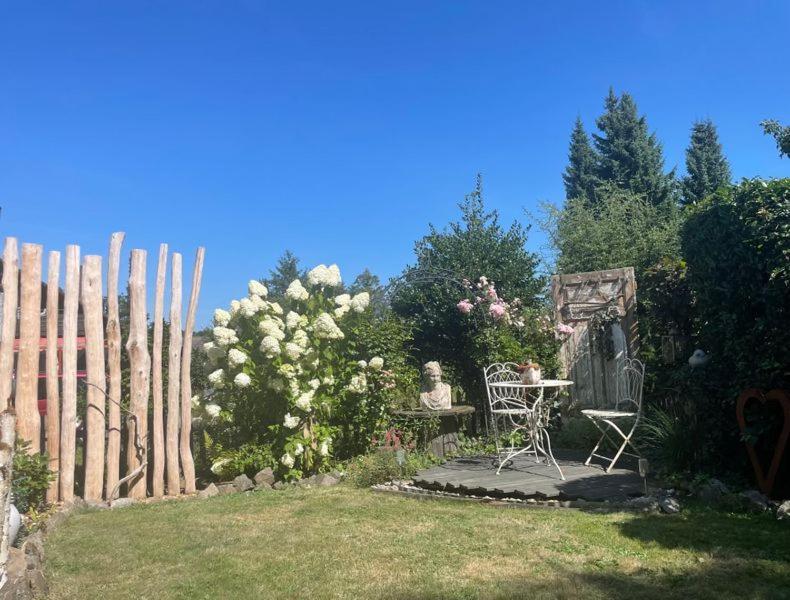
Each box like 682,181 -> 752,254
105,232 -> 125,500
45,250 -> 61,503
165,253 -> 182,495
82,256 -> 106,501
151,243 -> 168,498
15,244 -> 43,452
126,250 -> 150,499
0,239 -> 19,413
60,246 -> 79,502
0,411 -> 17,581
179,247 -> 204,495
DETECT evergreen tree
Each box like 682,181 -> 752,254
680,119 -> 731,205
562,117 -> 598,201
349,269 -> 386,313
264,250 -> 304,297
593,89 -> 675,205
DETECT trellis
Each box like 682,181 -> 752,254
0,233 -> 204,503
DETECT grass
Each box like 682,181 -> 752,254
45,487 -> 790,600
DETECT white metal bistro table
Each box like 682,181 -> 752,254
487,379 -> 573,480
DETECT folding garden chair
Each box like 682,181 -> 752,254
581,358 -> 645,472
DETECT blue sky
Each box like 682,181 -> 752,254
1,1 -> 788,325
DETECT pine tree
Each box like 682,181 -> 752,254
562,117 -> 598,201
264,250 -> 304,297
593,89 -> 675,205
680,119 -> 731,205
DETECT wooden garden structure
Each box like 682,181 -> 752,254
0,233 -> 205,503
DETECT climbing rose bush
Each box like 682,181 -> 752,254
204,264 -> 386,480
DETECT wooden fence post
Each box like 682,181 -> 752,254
180,247 -> 204,495
15,244 -> 43,452
105,232 -> 125,499
151,243 -> 168,498
126,250 -> 150,499
0,239 -> 19,413
59,246 -> 80,502
82,256 -> 106,501
0,411 -> 17,581
166,253 -> 182,495
45,251 -> 61,503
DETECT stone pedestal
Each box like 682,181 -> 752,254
392,406 -> 475,457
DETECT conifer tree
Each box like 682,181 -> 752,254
680,119 -> 731,205
264,250 -> 304,297
592,89 -> 675,205
562,117 -> 598,201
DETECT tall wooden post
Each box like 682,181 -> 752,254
60,245 -> 80,502
0,411 -> 17,579
166,253 -> 182,495
0,239 -> 19,412
105,232 -> 125,500
45,251 -> 61,503
82,256 -> 106,501
15,244 -> 43,452
180,247 -> 204,494
151,243 -> 168,498
126,250 -> 150,499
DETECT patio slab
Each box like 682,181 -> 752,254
412,449 -> 643,501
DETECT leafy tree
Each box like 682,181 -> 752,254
760,119 -> 790,158
593,89 -> 675,205
680,119 -> 731,205
349,269 -> 386,314
562,117 -> 598,201
264,250 -> 304,297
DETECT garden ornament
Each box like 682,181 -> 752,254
688,349 -> 710,368
419,361 -> 452,410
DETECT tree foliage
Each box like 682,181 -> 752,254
563,117 -> 598,202
681,119 -> 731,205
760,119 -> 790,158
264,250 -> 304,298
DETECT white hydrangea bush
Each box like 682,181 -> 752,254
204,264 -> 385,479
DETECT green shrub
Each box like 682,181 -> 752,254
552,417 -> 600,451
345,449 -> 438,488
209,442 -> 275,481
13,440 -> 54,513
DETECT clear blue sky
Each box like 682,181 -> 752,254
2,1 -> 788,326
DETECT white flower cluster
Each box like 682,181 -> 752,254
307,264 -> 342,288
283,413 -> 299,429
259,318 -> 285,340
347,373 -> 367,394
369,356 -> 384,370
213,308 -> 231,327
280,453 -> 295,468
319,439 -> 330,457
314,312 -> 344,340
350,292 -> 370,313
203,341 -> 225,365
208,369 -> 225,388
234,372 -> 251,388
228,348 -> 248,367
260,335 -> 281,357
286,279 -> 309,301
295,390 -> 314,411
248,280 -> 268,298
205,403 -> 221,418
213,326 -> 239,347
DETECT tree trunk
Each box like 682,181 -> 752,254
0,411 -> 17,582
166,253 -> 182,495
105,232 -> 125,500
59,246 -> 80,502
0,239 -> 19,413
151,243 -> 168,498
45,250 -> 61,503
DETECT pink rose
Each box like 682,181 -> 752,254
486,286 -> 498,300
457,299 -> 474,315
489,302 -> 507,320
556,323 -> 574,335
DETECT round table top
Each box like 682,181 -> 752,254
392,405 -> 476,418
489,379 -> 574,389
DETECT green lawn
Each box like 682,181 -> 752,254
45,487 -> 790,600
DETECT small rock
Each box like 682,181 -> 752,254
198,483 -> 219,499
775,500 -> 790,521
217,483 -> 237,495
233,474 -> 254,493
627,496 -> 659,512
659,496 -> 681,514
254,467 -> 275,488
109,498 -> 135,509
314,473 -> 339,487
739,490 -> 770,512
695,478 -> 729,504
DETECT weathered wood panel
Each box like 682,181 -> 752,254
151,243 -> 168,498
105,232 -> 125,500
0,239 -> 19,413
60,245 -> 80,502
166,253 -> 182,495
45,250 -> 61,503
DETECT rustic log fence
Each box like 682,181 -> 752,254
0,233 -> 205,504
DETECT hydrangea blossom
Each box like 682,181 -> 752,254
269,301 -> 284,315
334,294 -> 351,306
319,440 -> 330,457
314,313 -> 344,340
308,378 -> 321,390
326,264 -> 342,287
203,341 -> 225,365
283,413 -> 299,429
234,372 -> 251,388
307,264 -> 342,288
334,305 -> 350,319
259,319 -> 285,341
294,443 -> 304,456
280,453 -> 295,468
347,373 -> 367,394
248,280 -> 268,298
295,390 -> 314,411
228,348 -> 248,367
213,326 -> 239,347
229,300 -> 241,316
251,295 -> 267,312
260,335 -> 281,357
286,311 -> 301,330
357,360 -> 368,369
284,342 -> 304,360
239,297 -> 257,317
292,329 -> 309,349
213,308 -> 231,326
205,403 -> 221,418
286,279 -> 309,301
208,369 -> 225,388
350,292 -> 370,313
369,356 -> 384,371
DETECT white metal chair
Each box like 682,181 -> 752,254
581,358 -> 645,472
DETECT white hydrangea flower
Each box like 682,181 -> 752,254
295,390 -> 314,411
228,348 -> 248,367
259,319 -> 286,341
278,364 -> 296,380
308,378 -> 320,390
369,356 -> 384,370
208,369 -> 225,389
284,342 -> 304,360
211,457 -> 231,475
307,264 -> 330,287
229,299 -> 241,316
326,264 -> 342,287
248,280 -> 268,298
288,379 -> 301,398
347,373 -> 367,394
314,313 -> 344,340
213,326 -> 239,347
260,336 -> 281,357
191,394 -> 201,409
285,279 -> 309,301
294,443 -> 304,456
283,413 -> 299,429
350,292 -> 370,313
280,453 -> 295,468
251,294 -> 267,312
234,372 -> 251,388
213,308 -> 231,327
203,341 -> 225,365
239,297 -> 257,317
334,305 -> 350,319
357,360 -> 368,369
319,439 -> 330,457
334,293 -> 351,307
269,301 -> 284,315
286,311 -> 301,330
205,403 -> 221,418
322,375 -> 335,387
292,329 -> 310,349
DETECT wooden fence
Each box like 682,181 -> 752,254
0,233 -> 204,503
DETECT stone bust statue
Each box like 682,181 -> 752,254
419,361 -> 452,410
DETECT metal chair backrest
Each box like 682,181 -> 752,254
484,363 -> 526,412
614,358 -> 645,414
